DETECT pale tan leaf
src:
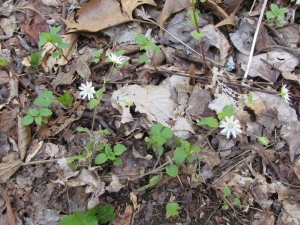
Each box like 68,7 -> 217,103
158,0 -> 190,26
62,0 -> 131,32
18,115 -> 31,161
25,141 -> 43,163
0,152 -> 22,183
121,0 -> 156,19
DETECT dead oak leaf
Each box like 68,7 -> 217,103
63,0 -> 156,32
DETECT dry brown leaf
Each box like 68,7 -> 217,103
25,141 -> 43,163
17,115 -> 31,161
253,211 -> 275,225
278,200 -> 300,225
0,16 -> 17,38
121,0 -> 156,19
106,174 -> 124,193
0,152 -> 22,183
5,193 -> 15,225
63,0 -> 155,32
111,204 -> 133,225
215,0 -> 242,28
281,71 -> 300,83
158,0 -> 190,26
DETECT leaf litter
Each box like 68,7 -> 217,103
1,0 -> 300,224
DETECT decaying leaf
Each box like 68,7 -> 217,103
278,200 -> 300,225
0,152 -> 22,183
18,115 -> 31,161
25,141 -> 43,163
121,0 -> 157,19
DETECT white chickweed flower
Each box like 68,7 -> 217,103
219,116 -> 242,139
79,81 -> 95,100
279,85 -> 290,103
108,53 -> 126,65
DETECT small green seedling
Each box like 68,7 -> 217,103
137,173 -> 162,191
187,9 -> 205,40
29,52 -> 42,69
0,57 -> 8,67
135,33 -> 161,64
21,91 -> 54,126
38,26 -> 70,58
94,143 -> 127,166
93,49 -> 104,63
57,91 -> 74,107
266,4 -> 289,27
222,186 -> 241,210
166,203 -> 179,217
145,123 -> 173,161
59,204 -> 116,225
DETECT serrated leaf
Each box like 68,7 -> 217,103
197,117 -> 219,128
233,198 -> 241,205
138,55 -> 148,63
137,173 -> 162,191
39,108 -> 53,117
166,165 -> 178,177
166,203 -> 179,216
95,153 -> 108,164
34,91 -> 54,107
135,33 -> 147,46
89,99 -> 100,110
28,108 -> 39,117
96,204 -> 116,224
224,186 -> 231,197
35,115 -> 42,125
59,211 -> 98,225
113,157 -> 122,165
21,115 -> 34,126
113,144 -> 127,156
174,147 -> 188,165
57,91 -> 73,107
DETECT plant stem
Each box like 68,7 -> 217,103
7,65 -> 36,97
191,0 -> 208,75
52,44 -> 71,64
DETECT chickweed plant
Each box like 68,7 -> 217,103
135,33 -> 161,64
222,186 -> 241,210
166,202 -> 179,217
38,26 -> 70,60
266,4 -> 289,27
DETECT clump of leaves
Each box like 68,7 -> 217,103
94,143 -> 127,166
135,33 -> 161,64
56,91 -> 74,107
59,204 -> 115,225
266,4 -> 289,27
166,203 -> 179,217
222,186 -> 241,210
145,123 -> 173,163
21,91 -> 54,126
38,26 -> 70,58
93,49 -> 104,63
29,52 -> 42,69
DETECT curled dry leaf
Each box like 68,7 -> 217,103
25,141 -> 43,163
18,115 -> 31,161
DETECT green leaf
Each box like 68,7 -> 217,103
190,145 -> 200,153
59,211 -> 98,225
113,144 -> 127,156
57,91 -> 73,107
39,108 -> 53,117
34,91 -> 54,107
191,30 -> 205,40
21,115 -> 34,126
247,92 -> 253,104
66,155 -> 87,163
138,55 -> 148,63
89,99 -> 100,110
75,127 -> 90,133
93,49 -> 104,63
266,11 -> 276,19
52,51 -> 62,58
166,203 -> 179,216
28,108 -> 39,117
152,134 -> 166,146
0,57 -> 9,66
174,147 -> 188,165
270,4 -> 280,14
115,49 -> 125,56
186,154 -> 194,163
35,115 -> 42,125
224,186 -> 231,197
135,33 -> 147,46
186,9 -> 199,28
30,52 -> 42,68
38,33 -> 48,48
197,117 -> 219,128
217,104 -> 234,120
166,165 -> 178,177
160,127 -> 173,139
222,204 -> 229,210
113,157 -> 122,165
57,41 -> 70,49
50,26 -> 61,35
258,136 -> 269,146
95,153 -> 108,164
95,87 -> 105,99
96,204 -> 116,224
151,123 -> 163,135
105,145 -> 115,160
233,198 -> 241,206
156,146 -> 164,157
137,173 -> 163,191
95,129 -> 110,135
124,99 -> 134,107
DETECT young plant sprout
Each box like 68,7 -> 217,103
219,116 -> 242,139
79,81 -> 96,100
279,85 -> 290,103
